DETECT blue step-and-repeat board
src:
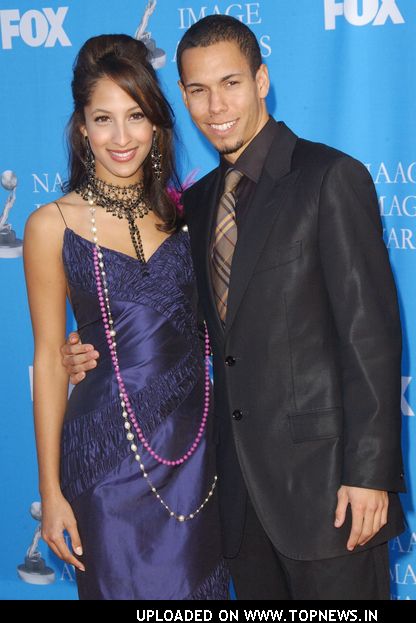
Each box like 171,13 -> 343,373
0,0 -> 415,600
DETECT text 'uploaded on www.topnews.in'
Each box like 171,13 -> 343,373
136,609 -> 379,622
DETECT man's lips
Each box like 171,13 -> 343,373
107,148 -> 138,162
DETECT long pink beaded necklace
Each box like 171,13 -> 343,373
88,194 -> 217,522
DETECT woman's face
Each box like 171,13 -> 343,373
81,76 -> 154,185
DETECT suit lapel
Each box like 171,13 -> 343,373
186,168 -> 224,339
225,124 -> 299,334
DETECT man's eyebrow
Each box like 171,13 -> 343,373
184,73 -> 243,88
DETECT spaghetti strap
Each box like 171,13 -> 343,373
53,201 -> 68,228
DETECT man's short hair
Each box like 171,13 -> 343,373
177,15 -> 262,79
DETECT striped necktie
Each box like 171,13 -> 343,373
211,168 -> 243,325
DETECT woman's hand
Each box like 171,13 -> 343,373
41,492 -> 85,572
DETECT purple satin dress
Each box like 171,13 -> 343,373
60,227 -> 228,600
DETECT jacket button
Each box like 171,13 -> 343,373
225,356 -> 236,366
232,409 -> 243,421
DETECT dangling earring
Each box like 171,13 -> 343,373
150,131 -> 162,182
84,135 -> 95,180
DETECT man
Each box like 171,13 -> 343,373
62,16 -> 405,599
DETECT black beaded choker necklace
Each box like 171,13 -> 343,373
76,175 -> 152,264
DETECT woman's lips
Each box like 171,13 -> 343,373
108,148 -> 138,162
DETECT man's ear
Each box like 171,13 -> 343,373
256,64 -> 270,100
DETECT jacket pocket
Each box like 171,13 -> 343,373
254,240 -> 302,274
288,407 -> 343,443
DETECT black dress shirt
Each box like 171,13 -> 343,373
218,117 -> 281,229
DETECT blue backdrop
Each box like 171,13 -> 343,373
0,0 -> 415,600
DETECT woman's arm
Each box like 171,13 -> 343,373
24,205 -> 85,572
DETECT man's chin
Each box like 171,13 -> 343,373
217,140 -> 245,156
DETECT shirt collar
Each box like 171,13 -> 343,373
219,117 -> 280,183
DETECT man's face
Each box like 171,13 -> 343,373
179,41 -> 270,163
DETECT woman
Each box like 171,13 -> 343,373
24,34 -> 228,600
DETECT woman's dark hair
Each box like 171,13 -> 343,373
177,15 -> 262,79
66,34 -> 181,232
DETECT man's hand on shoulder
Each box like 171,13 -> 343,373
60,332 -> 100,385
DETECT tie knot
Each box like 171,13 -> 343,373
223,169 -> 243,195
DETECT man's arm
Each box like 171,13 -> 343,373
60,333 -> 100,385
318,155 -> 404,548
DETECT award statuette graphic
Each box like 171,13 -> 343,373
0,169 -> 22,258
135,0 -> 166,69
17,502 -> 55,585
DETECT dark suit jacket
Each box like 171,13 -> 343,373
184,121 -> 405,560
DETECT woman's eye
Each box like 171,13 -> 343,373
131,112 -> 145,120
94,115 -> 110,123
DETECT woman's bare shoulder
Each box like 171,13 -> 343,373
25,192 -> 83,233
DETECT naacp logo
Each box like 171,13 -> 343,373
0,170 -> 22,258
135,1 -> 166,70
324,0 -> 405,30
0,7 -> 71,49
17,502 -> 55,585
